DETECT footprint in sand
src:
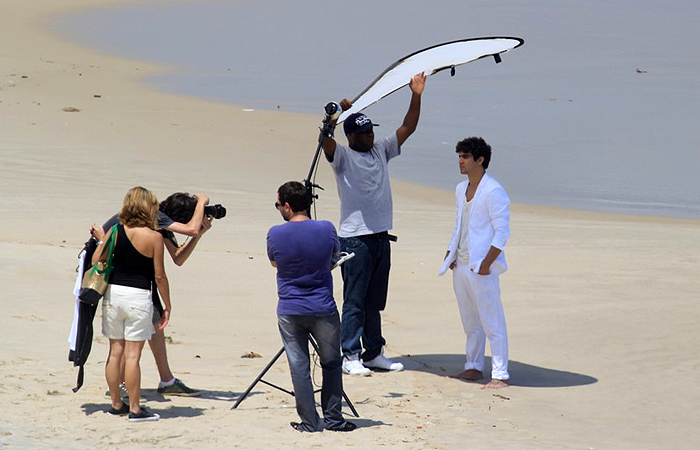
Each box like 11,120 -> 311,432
11,315 -> 46,322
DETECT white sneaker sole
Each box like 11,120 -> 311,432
344,370 -> 372,377
128,413 -> 160,422
364,362 -> 404,372
342,367 -> 372,377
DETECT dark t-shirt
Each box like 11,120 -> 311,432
103,211 -> 176,244
266,220 -> 339,316
102,211 -> 173,231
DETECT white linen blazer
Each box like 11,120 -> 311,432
439,173 -> 510,276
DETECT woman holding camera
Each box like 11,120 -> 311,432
91,186 -> 171,422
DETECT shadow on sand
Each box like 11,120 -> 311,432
392,354 -> 597,388
352,418 -> 389,429
81,402 -> 207,418
139,388 -> 238,403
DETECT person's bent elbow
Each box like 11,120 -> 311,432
183,225 -> 201,238
155,273 -> 169,286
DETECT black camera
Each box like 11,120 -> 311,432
204,204 -> 227,219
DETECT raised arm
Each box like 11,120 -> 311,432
395,72 -> 426,147
164,193 -> 209,237
321,99 -> 353,162
163,216 -> 213,266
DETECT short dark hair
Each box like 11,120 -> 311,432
456,137 -> 492,169
277,181 -> 310,213
159,192 -> 198,223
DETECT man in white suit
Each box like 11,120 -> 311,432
439,137 -> 510,389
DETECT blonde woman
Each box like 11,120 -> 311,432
91,186 -> 171,422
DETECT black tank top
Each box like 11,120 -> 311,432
109,224 -> 155,290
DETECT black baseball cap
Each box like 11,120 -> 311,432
343,112 -> 379,135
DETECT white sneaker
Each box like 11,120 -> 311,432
342,355 -> 371,376
363,349 -> 404,372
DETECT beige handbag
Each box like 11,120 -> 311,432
78,224 -> 118,306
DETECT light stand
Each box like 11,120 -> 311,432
303,102 -> 341,218
231,336 -> 359,417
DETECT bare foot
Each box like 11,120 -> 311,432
452,369 -> 483,381
481,379 -> 509,389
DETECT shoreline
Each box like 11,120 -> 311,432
41,0 -> 699,224
45,0 -> 700,221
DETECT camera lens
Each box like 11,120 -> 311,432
204,204 -> 226,219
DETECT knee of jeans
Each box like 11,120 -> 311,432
366,290 -> 388,311
287,352 -> 311,370
341,300 -> 364,316
320,357 -> 342,371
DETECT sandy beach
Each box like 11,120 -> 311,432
1,1 -> 699,448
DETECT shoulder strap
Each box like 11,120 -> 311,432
90,224 -> 118,277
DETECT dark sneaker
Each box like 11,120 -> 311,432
107,402 -> 129,416
156,378 -> 200,397
327,421 -> 357,432
128,407 -> 160,422
105,383 -> 129,400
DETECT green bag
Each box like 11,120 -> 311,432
78,224 -> 118,306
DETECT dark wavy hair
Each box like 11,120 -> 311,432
277,181 -> 310,213
456,136 -> 492,169
159,192 -> 198,224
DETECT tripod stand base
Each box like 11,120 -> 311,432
231,340 -> 359,417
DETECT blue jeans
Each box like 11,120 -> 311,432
278,311 -> 346,432
339,234 -> 390,362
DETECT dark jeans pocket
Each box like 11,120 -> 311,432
340,237 -> 364,252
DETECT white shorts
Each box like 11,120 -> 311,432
102,284 -> 155,341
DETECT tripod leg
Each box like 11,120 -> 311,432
231,346 -> 285,410
308,337 -> 360,417
342,391 -> 360,418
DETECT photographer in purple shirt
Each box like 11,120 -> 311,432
267,181 -> 356,433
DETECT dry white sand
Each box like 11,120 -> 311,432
1,1 -> 699,448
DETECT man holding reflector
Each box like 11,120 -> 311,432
321,72 -> 426,376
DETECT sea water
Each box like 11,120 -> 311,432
51,0 -> 700,218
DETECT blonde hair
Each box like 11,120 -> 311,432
119,186 -> 159,228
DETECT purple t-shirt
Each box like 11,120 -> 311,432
266,220 -> 339,316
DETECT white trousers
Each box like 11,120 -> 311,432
452,262 -> 509,380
